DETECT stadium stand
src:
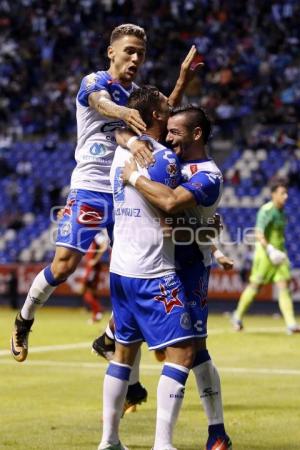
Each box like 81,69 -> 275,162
0,0 -> 299,268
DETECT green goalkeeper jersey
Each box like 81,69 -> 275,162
256,201 -> 286,251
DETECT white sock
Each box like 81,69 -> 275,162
21,269 -> 56,320
101,362 -> 131,446
153,363 -> 189,450
193,359 -> 224,425
129,346 -> 141,385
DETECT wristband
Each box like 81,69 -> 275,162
127,136 -> 139,150
129,171 -> 141,187
213,249 -> 225,260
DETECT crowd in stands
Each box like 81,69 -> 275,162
0,0 -> 300,146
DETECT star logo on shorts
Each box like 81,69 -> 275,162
154,284 -> 184,314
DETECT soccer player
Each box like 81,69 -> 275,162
122,104 -> 232,450
10,24 -> 198,363
232,177 -> 300,334
99,85 -> 201,450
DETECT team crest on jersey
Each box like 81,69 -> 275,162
77,204 -> 104,226
166,162 -> 178,177
154,284 -> 184,314
61,222 -> 72,237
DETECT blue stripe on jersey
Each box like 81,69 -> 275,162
77,70 -> 134,107
181,171 -> 221,206
193,349 -> 211,368
106,362 -> 131,381
162,364 -> 189,385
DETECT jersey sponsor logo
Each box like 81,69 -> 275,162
154,284 -> 184,313
180,312 -> 192,330
101,121 -> 124,133
194,319 -> 203,332
77,204 -> 104,226
89,143 -> 106,156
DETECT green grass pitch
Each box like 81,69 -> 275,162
1,307 -> 300,450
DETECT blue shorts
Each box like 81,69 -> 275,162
110,272 -> 194,350
177,260 -> 210,338
56,189 -> 114,253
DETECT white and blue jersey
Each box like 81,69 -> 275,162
110,139 -> 194,349
71,71 -> 137,193
176,158 -> 223,337
110,137 -> 182,278
57,71 -> 136,252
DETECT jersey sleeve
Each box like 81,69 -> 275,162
256,207 -> 274,232
77,72 -> 110,107
180,171 -> 222,206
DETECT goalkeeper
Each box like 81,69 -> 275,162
232,177 -> 300,334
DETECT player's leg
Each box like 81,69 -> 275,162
100,341 -> 141,450
153,341 -> 194,450
99,273 -> 143,450
11,246 -> 82,362
92,315 -> 148,411
11,189 -> 110,362
232,281 -> 260,330
276,280 -> 300,333
181,261 -> 231,449
232,246 -> 271,330
193,339 -> 232,450
134,273 -> 195,450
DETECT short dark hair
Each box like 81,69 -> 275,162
269,176 -> 288,192
170,104 -> 212,144
110,24 -> 147,44
128,85 -> 161,127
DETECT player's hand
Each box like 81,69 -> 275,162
130,139 -> 155,168
122,158 -> 138,184
56,208 -> 64,221
179,45 -> 204,84
216,255 -> 234,271
121,108 -> 147,135
266,244 -> 286,266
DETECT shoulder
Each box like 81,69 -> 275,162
77,71 -> 111,107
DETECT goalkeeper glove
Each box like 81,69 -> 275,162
266,244 -> 286,266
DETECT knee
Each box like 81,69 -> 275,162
51,258 -> 78,281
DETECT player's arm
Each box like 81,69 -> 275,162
255,210 -> 286,265
168,45 -> 204,107
115,127 -> 154,167
88,90 -> 146,135
211,244 -> 234,271
122,157 -> 197,213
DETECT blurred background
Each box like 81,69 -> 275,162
1,0 -> 300,309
